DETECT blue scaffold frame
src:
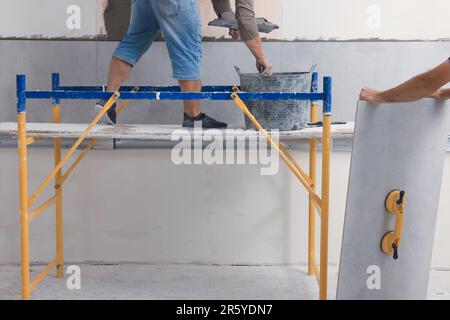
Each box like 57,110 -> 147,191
17,72 -> 331,114
15,71 -> 333,301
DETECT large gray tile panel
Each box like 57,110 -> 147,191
337,100 -> 450,299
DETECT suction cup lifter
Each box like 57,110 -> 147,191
381,190 -> 406,260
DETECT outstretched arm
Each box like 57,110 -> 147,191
211,0 -> 273,75
236,0 -> 272,75
360,59 -> 450,103
243,37 -> 273,76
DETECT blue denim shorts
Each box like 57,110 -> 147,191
113,0 -> 202,80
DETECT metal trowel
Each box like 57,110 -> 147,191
208,14 -> 279,34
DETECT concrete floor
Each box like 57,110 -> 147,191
1,264 -> 449,300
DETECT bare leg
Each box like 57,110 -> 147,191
106,57 -> 133,92
95,57 -> 133,125
178,80 -> 202,118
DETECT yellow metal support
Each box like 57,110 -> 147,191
59,87 -> 133,187
17,83 -> 331,300
230,91 -> 322,206
18,93 -> 119,299
53,104 -> 64,278
28,92 -> 120,207
30,258 -> 59,291
59,86 -> 136,186
312,200 -> 321,217
16,91 -> 155,299
17,112 -> 30,300
319,114 -> 331,300
28,195 -> 57,222
308,102 -> 318,276
310,254 -> 320,284
60,139 -> 97,185
231,89 -> 331,300
279,143 -> 313,187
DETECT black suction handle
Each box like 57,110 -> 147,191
392,242 -> 399,260
397,190 -> 405,206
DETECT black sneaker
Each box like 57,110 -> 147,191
95,101 -> 117,125
183,113 -> 228,129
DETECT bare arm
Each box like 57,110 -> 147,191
381,61 -> 450,102
244,37 -> 273,76
210,0 -> 273,75
360,59 -> 450,103
236,0 -> 272,75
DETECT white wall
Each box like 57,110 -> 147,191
0,148 -> 449,268
279,0 -> 450,40
202,0 -> 450,40
0,0 -> 103,38
1,0 -> 449,40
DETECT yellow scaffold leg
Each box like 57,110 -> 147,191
230,88 -> 331,300
18,112 -> 30,300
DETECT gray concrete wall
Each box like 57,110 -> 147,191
1,40 -> 450,267
1,40 -> 449,123
1,148 -> 450,267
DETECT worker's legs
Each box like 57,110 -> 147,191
151,0 -> 202,118
151,0 -> 227,127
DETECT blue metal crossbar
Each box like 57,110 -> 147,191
58,85 -> 236,92
16,72 -> 332,114
24,90 -> 325,101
